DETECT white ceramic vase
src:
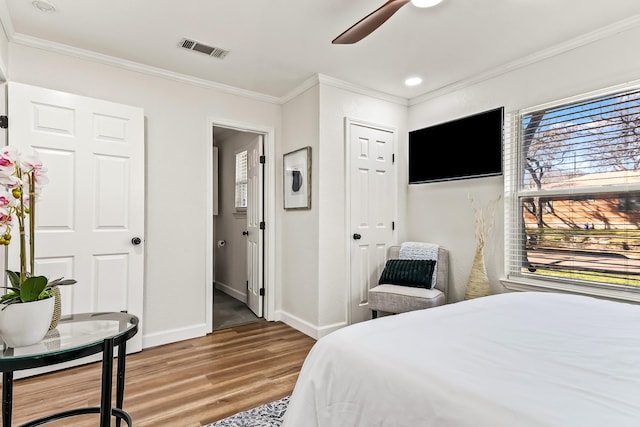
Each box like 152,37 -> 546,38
0,297 -> 55,347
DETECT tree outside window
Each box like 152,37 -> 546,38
507,86 -> 640,292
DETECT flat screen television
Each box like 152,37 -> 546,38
409,107 -> 504,184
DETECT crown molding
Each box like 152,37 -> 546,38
278,74 -> 320,104
9,32 -> 406,107
279,74 -> 409,106
5,10 -> 639,108
0,1 -> 14,42
316,74 -> 409,106
9,33 -> 281,104
409,13 -> 640,106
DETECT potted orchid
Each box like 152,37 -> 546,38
0,146 -> 76,347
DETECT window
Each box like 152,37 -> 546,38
505,84 -> 640,299
235,150 -> 248,211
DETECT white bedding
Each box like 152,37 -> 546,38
283,292 -> 640,427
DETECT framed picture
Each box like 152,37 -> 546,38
283,146 -> 311,210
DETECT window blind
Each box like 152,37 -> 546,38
235,150 -> 248,209
505,84 -> 640,292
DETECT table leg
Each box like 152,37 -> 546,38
2,371 -> 13,427
115,341 -> 127,427
100,337 -> 115,427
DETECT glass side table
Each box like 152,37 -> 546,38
0,311 -> 139,427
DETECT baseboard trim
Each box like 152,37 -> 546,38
214,281 -> 246,301
275,311 -> 348,340
142,323 -> 208,349
275,311 -> 318,339
317,321 -> 348,338
141,309 -> 347,349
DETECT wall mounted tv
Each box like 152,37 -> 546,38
409,106 -> 504,184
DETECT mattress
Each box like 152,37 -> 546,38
283,291 -> 640,427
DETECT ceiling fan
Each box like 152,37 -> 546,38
332,0 -> 443,44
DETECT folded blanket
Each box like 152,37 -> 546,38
399,242 -> 439,288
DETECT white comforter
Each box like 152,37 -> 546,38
283,292 -> 640,427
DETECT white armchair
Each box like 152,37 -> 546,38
368,244 -> 449,318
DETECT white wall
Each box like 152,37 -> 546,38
0,18 -> 7,80
6,43 -> 282,347
278,84 -> 321,333
406,25 -> 640,303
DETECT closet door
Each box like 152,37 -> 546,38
348,120 -> 396,324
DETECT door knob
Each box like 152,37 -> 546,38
353,233 -> 361,240
242,231 -> 249,236
131,237 -> 142,245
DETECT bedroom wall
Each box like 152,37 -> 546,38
279,84 -> 321,331
0,19 -> 7,80
7,43 -> 282,347
406,24 -> 640,303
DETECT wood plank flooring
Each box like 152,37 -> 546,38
2,321 -> 316,427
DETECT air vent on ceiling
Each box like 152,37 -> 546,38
179,38 -> 229,59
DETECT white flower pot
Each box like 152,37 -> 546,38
0,297 -> 55,348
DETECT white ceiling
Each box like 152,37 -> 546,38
2,0 -> 640,102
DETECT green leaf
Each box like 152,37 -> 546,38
0,289 -> 22,309
2,271 -> 76,307
0,290 -> 19,302
47,278 -> 77,287
5,270 -> 21,288
18,276 -> 49,302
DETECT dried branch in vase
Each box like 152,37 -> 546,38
468,193 -> 502,249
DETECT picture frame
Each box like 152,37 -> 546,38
283,146 -> 311,210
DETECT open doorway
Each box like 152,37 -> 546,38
212,125 -> 265,330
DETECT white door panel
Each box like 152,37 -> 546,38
349,122 -> 395,324
7,82 -> 145,356
246,135 -> 263,317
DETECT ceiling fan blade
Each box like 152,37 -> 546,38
332,0 -> 411,44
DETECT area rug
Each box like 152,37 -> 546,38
205,396 -> 290,427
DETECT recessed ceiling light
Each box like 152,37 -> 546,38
32,0 -> 56,12
411,0 -> 443,8
405,77 -> 423,87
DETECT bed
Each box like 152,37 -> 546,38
282,291 -> 640,427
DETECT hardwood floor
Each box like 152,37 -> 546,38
3,321 -> 316,426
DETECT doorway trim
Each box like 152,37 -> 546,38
206,118 -> 276,333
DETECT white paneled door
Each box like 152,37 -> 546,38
7,82 -> 145,352
246,135 -> 264,317
348,120 -> 395,324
